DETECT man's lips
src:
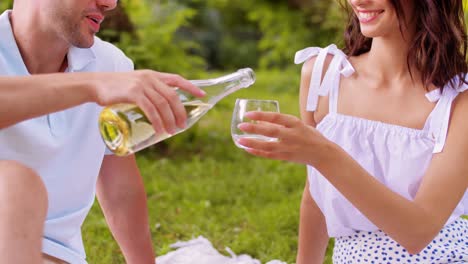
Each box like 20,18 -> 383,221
85,14 -> 104,32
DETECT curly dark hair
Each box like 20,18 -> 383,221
342,0 -> 467,90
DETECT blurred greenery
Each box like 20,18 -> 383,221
1,0 -> 466,73
98,0 -> 347,77
0,0 -> 12,11
0,0 -> 467,263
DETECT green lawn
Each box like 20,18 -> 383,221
82,69 -> 334,263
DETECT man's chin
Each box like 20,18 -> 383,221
72,36 -> 95,48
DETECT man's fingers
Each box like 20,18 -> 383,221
148,80 -> 187,130
155,72 -> 206,97
145,88 -> 181,134
138,97 -> 165,136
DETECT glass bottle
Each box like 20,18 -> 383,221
98,68 -> 256,156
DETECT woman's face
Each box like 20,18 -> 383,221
348,0 -> 415,39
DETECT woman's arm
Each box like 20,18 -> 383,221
296,180 -> 329,264
296,56 -> 330,263
313,91 -> 468,253
237,91 -> 468,255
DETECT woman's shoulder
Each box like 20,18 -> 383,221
455,74 -> 468,93
295,44 -> 357,82
440,74 -> 468,98
294,44 -> 345,64
295,44 -> 345,78
449,74 -> 468,122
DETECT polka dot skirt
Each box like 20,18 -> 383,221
333,218 -> 468,264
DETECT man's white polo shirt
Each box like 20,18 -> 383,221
0,10 -> 134,263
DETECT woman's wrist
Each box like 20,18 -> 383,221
310,139 -> 343,169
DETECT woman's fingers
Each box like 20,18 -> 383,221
244,111 -> 300,128
244,148 -> 282,160
237,122 -> 282,139
237,136 -> 279,152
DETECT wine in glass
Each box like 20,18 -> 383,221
231,99 -> 280,149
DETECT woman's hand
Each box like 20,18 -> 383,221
237,111 -> 335,166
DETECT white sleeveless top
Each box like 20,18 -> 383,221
294,44 -> 468,238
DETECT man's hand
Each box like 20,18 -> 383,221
90,70 -> 206,135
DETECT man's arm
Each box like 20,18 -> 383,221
0,74 -> 92,128
0,71 -> 205,132
97,155 -> 155,264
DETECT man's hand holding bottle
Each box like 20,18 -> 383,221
89,70 -> 206,136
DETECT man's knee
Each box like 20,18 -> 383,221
0,161 -> 48,263
0,160 -> 48,213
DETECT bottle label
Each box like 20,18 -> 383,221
127,111 -> 144,122
178,92 -> 189,102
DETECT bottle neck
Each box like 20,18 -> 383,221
194,81 -> 245,105
191,69 -> 255,105
178,68 -> 255,105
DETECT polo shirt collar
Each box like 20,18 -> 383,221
0,10 -> 96,74
67,45 -> 96,72
0,10 -> 29,75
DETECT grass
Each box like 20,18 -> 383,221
82,69 -> 335,263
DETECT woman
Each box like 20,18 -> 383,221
237,0 -> 468,263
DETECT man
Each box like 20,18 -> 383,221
0,0 -> 205,263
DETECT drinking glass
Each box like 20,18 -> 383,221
231,99 -> 280,149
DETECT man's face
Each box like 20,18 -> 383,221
44,0 -> 117,48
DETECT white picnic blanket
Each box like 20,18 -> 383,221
156,236 -> 287,264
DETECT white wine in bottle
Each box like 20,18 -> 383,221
99,68 -> 255,156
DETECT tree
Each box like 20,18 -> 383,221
0,0 -> 13,11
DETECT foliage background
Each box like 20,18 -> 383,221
0,0 -> 467,263
89,2 -> 345,263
